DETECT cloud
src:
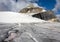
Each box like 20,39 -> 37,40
53,0 -> 60,13
0,0 -> 39,12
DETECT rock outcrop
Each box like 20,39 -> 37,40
19,7 -> 45,13
19,4 -> 59,22
19,4 -> 46,13
32,10 -> 59,22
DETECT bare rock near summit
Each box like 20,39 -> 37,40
32,10 -> 59,22
20,7 -> 43,13
19,4 -> 46,13
19,4 -> 59,22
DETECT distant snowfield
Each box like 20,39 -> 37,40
0,12 -> 46,23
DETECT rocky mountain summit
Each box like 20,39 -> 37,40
19,4 -> 59,22
19,4 -> 46,13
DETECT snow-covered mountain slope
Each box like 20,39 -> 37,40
0,12 -> 46,23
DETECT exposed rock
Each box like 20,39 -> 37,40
20,7 -> 43,13
19,4 -> 46,13
19,4 -> 59,22
32,10 -> 59,22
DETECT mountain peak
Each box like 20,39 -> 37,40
19,3 -> 46,13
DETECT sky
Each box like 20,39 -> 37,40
0,0 -> 60,14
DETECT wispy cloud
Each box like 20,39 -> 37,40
0,0 -> 39,12
53,0 -> 60,13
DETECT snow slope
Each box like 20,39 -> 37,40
0,12 -> 46,23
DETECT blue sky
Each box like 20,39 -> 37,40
0,0 -> 60,14
15,0 -> 56,10
33,0 -> 60,14
40,0 -> 59,14
37,0 -> 56,10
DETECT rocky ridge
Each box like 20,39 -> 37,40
19,4 -> 59,22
